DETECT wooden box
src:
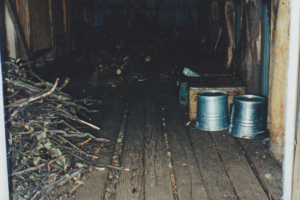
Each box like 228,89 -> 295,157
189,76 -> 246,120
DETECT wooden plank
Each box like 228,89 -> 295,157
224,0 -> 235,71
74,89 -> 129,200
243,0 -> 262,93
160,81 -> 209,200
5,0 -> 30,60
268,0 -> 290,166
62,0 -> 67,38
238,139 -> 282,200
116,82 -> 145,200
208,1 -> 221,54
144,80 -> 173,200
66,0 -> 74,54
189,129 -> 237,200
29,0 -> 52,53
210,131 -> 268,199
4,3 -> 17,59
50,0 -> 57,59
15,0 -> 30,59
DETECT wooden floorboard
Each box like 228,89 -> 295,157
210,131 -> 269,200
189,129 -> 237,200
160,81 -> 209,200
75,87 -> 129,200
238,138 -> 283,200
116,82 -> 145,200
75,79 -> 283,200
144,80 -> 174,200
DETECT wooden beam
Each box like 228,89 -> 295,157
243,0 -> 262,93
15,0 -> 30,59
5,0 -> 30,60
268,0 -> 290,165
208,0 -> 221,55
62,0 -> 67,38
115,82 -> 145,200
0,0 -> 6,58
144,81 -> 173,200
4,3 -> 17,59
224,0 -> 235,71
50,0 -> 57,59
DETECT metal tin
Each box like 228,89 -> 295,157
196,90 -> 229,131
229,95 -> 267,139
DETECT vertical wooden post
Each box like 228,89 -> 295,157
243,0 -> 262,94
62,0 -> 67,38
224,0 -> 235,71
236,0 -> 245,79
208,0 -> 221,55
268,0 -> 290,165
50,0 -> 57,59
5,0 -> 30,60
15,0 -> 30,59
4,3 -> 17,59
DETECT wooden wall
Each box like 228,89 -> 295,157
15,0 -> 30,58
235,0 -> 290,166
29,0 -> 52,53
268,0 -> 290,166
3,0 -> 74,62
236,0 -> 262,94
4,3 -> 17,59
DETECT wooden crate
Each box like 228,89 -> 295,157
189,76 -> 246,120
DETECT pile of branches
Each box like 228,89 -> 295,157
3,60 -> 128,199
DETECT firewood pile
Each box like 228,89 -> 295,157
3,60 -> 128,199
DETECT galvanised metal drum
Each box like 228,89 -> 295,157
196,90 -> 229,131
228,94 -> 267,139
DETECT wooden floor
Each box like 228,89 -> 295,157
75,79 -> 282,200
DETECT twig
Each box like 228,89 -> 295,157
50,130 -> 109,142
77,119 -> 100,130
31,72 -> 49,89
28,78 -> 59,102
6,78 -> 59,109
45,168 -> 84,188
49,104 -> 100,130
58,77 -> 70,91
56,135 -> 98,159
68,151 -> 129,171
11,155 -> 66,176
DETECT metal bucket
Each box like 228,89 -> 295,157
228,94 -> 267,139
196,90 -> 229,131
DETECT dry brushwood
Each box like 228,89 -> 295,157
3,61 -> 128,199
